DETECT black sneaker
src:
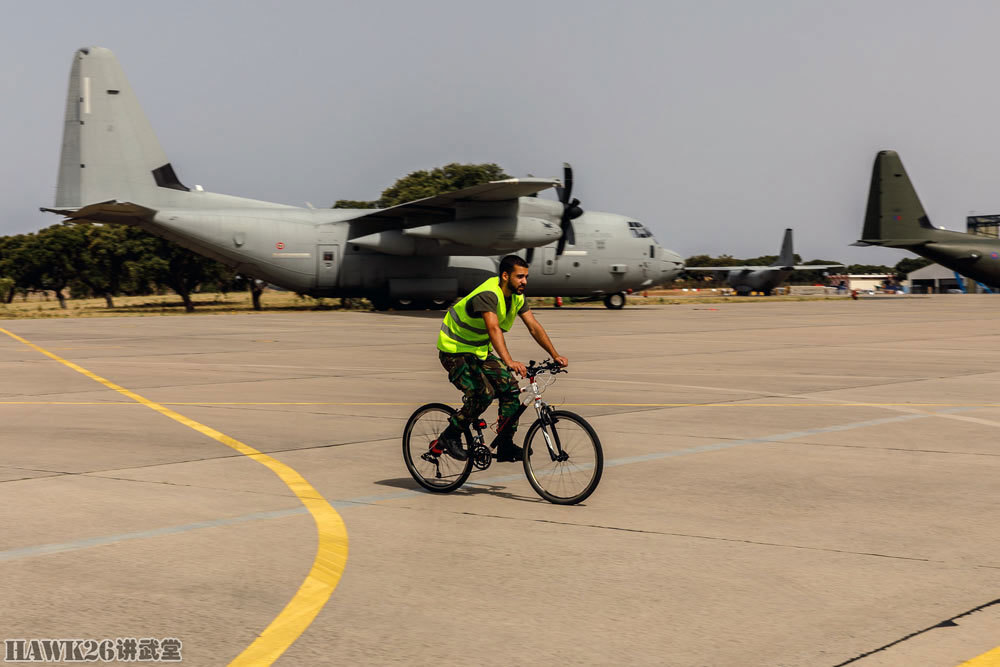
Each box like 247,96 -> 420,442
496,440 -> 524,463
436,434 -> 468,461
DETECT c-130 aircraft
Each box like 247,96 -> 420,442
685,228 -> 842,295
854,150 -> 1000,288
42,47 -> 684,310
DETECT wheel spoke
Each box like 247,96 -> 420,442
403,404 -> 473,492
524,411 -> 602,504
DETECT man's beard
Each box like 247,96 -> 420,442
507,279 -> 525,294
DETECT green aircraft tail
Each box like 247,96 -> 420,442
860,150 -> 937,246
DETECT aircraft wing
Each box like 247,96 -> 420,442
341,178 -> 559,235
686,264 -> 843,271
789,264 -> 843,270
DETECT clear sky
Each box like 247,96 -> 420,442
5,0 -> 1000,265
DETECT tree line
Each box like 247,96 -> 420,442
0,224 -> 243,312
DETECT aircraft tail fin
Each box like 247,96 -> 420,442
55,47 -> 185,209
775,228 -> 794,267
860,150 -> 937,245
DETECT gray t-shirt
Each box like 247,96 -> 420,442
466,291 -> 530,320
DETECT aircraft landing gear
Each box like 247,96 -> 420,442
368,295 -> 392,311
603,292 -> 626,309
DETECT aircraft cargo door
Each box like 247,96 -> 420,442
317,244 -> 339,289
542,247 -> 557,275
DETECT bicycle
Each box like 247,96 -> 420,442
402,359 -> 604,505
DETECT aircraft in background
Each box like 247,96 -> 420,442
41,47 -> 684,310
684,228 -> 841,295
854,150 -> 1000,288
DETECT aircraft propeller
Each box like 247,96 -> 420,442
555,162 -> 583,255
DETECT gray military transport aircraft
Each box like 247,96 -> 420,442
41,47 -> 684,310
854,150 -> 1000,288
685,228 -> 841,295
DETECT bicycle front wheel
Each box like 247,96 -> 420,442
402,403 -> 473,493
523,410 -> 603,505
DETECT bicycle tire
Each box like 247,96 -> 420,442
522,410 -> 603,505
402,402 -> 473,493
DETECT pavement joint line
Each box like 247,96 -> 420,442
0,406 -> 979,565
831,598 -> 1000,666
0,326 -> 349,667
450,512 -> 936,563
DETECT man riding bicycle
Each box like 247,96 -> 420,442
435,255 -> 568,462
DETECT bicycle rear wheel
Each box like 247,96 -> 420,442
403,403 -> 473,493
523,410 -> 603,505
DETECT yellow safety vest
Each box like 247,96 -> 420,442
437,277 -> 524,360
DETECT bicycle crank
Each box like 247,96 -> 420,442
472,445 -> 492,470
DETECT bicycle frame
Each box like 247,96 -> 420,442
462,369 -> 562,458
477,368 -> 564,461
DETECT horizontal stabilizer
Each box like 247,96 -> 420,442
41,199 -> 156,224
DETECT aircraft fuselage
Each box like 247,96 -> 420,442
143,202 -> 682,300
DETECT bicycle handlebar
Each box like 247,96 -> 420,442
525,359 -> 567,378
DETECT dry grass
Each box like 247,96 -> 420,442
0,288 -> 851,320
0,291 -> 348,319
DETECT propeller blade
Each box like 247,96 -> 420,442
555,164 -> 581,256
562,163 -> 573,204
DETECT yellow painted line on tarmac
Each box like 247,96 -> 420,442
958,646 -> 1000,666
0,327 -> 348,667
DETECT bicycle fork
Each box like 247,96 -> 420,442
522,381 -> 566,462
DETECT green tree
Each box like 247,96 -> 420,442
894,256 -> 932,277
333,163 -> 510,209
0,277 -> 13,303
845,264 -> 894,275
58,223 -> 139,308
332,199 -> 378,209
128,234 -> 231,312
14,227 -> 78,308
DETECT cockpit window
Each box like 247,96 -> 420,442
627,221 -> 653,238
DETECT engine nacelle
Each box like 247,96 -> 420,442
404,217 -> 560,249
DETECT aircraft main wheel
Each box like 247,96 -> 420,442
429,298 -> 452,310
368,295 -> 392,311
604,293 -> 626,309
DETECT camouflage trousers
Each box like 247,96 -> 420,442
439,351 -> 521,434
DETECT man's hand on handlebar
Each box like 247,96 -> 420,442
554,355 -> 568,368
508,360 -> 528,378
